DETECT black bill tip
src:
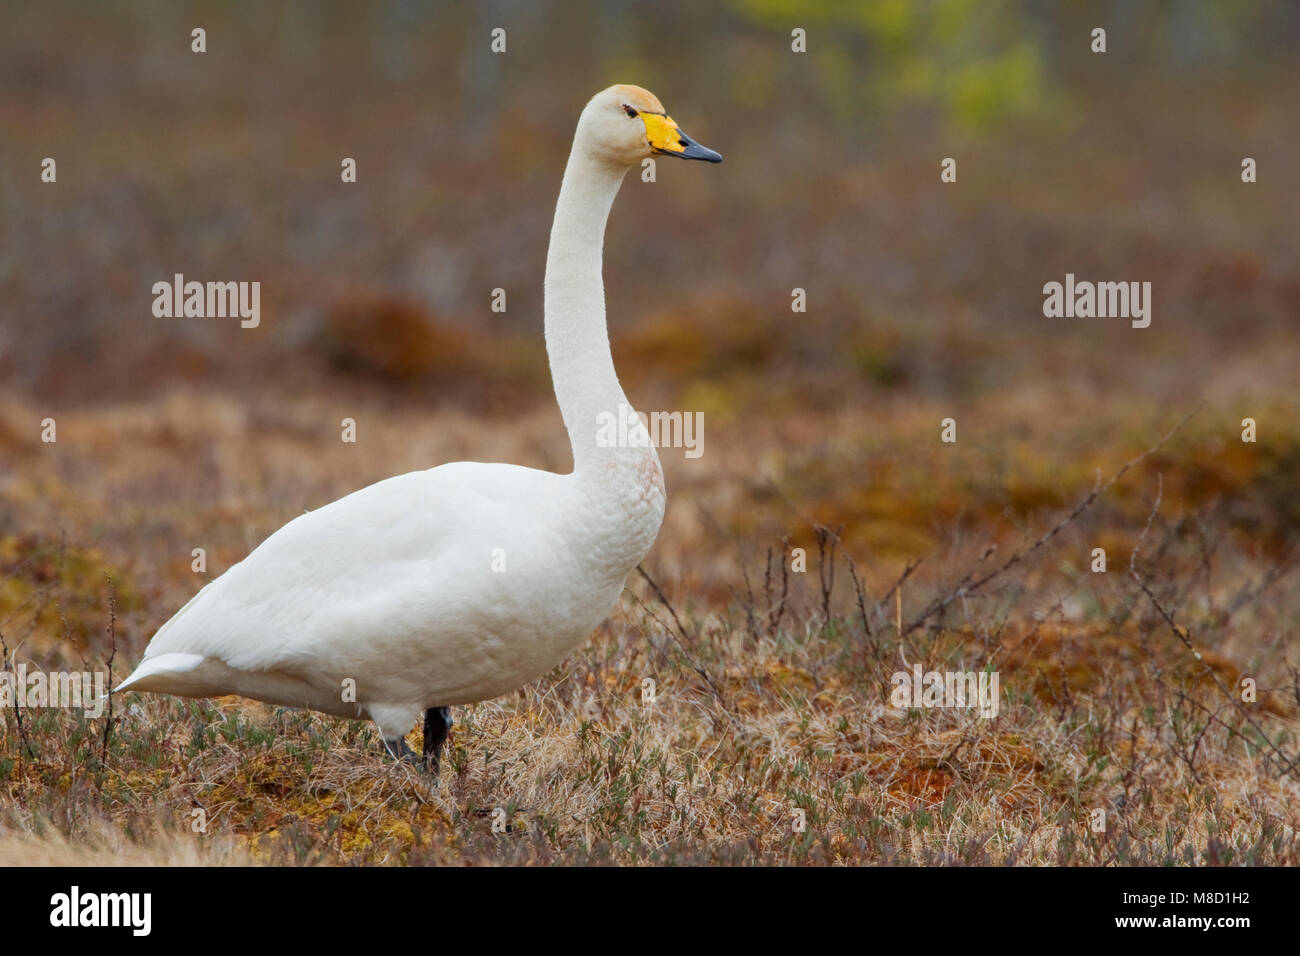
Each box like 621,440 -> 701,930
657,127 -> 722,163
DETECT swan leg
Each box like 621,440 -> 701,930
422,706 -> 453,774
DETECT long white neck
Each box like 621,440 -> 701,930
543,131 -> 665,575
544,140 -> 646,475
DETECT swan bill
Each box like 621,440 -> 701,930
642,112 -> 722,163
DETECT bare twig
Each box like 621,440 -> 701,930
814,524 -> 840,623
766,535 -> 790,638
101,574 -> 118,766
844,552 -> 872,640
0,626 -> 32,761
1225,542 -> 1299,616
634,565 -> 727,706
1129,480 -> 1299,779
876,558 -> 922,630
904,405 -> 1202,634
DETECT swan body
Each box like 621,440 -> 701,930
116,85 -> 721,761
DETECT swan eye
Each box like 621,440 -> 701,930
622,104 -> 638,119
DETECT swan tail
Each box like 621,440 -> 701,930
113,653 -> 210,695
114,652 -> 362,720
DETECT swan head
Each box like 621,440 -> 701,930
579,84 -> 722,168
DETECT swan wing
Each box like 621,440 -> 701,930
120,462 -> 566,701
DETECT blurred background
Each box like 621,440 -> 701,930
1,0 -> 1297,656
2,0 -> 1299,868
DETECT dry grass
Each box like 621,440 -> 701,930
2,385 -> 1297,866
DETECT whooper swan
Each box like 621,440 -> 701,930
115,85 -> 721,772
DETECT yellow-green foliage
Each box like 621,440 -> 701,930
729,0 -> 1057,129
0,535 -> 141,660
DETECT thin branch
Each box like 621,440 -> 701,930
1129,478 -> 1299,779
101,574 -> 118,766
904,405 -> 1202,634
634,565 -> 727,706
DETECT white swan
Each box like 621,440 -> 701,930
115,85 -> 721,770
